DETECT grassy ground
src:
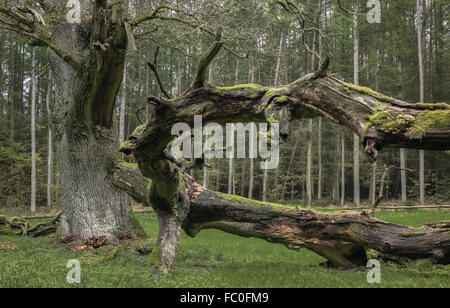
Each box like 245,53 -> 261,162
0,209 -> 449,288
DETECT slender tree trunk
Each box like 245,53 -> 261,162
317,118 -> 322,200
263,33 -> 285,201
203,166 -> 208,188
400,148 -> 407,202
8,33 -> 14,141
341,135 -> 345,208
334,135 -> 340,202
370,162 -> 377,205
306,119 -> 313,207
417,0 -> 426,206
241,160 -> 247,197
274,33 -> 283,85
30,49 -> 37,213
262,167 -> 268,202
314,2 -> 323,199
46,70 -> 53,207
248,158 -> 254,199
119,64 -> 127,144
353,135 -> 360,205
248,63 -> 255,199
420,150 -> 425,205
234,59 -> 239,85
281,138 -> 299,201
216,161 -> 220,192
176,59 -> 182,96
228,128 -> 234,195
353,1 -> 360,206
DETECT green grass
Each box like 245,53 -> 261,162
0,210 -> 449,288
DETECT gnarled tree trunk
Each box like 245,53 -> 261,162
52,3 -> 145,242
120,33 -> 449,271
1,0 -> 148,242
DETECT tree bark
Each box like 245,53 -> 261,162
46,70 -> 53,207
43,1 -> 145,241
30,49 -> 37,213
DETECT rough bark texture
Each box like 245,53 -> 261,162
35,1 -> 145,241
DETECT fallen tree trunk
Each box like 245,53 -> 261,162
113,164 -> 450,270
0,214 -> 61,237
119,34 -> 449,272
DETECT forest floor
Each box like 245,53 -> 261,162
0,209 -> 449,288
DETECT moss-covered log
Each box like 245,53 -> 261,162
0,214 -> 61,237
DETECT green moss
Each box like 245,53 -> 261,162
267,114 -> 279,124
276,96 -> 289,104
0,224 -> 23,236
415,103 -> 449,110
364,108 -> 450,137
213,84 -> 264,96
118,161 -> 139,171
364,110 -> 394,133
342,82 -> 382,96
132,124 -> 146,136
342,82 -> 394,103
249,93 -> 260,99
381,114 -> 416,134
120,140 -> 134,150
264,87 -> 288,99
410,110 -> 450,137
215,84 -> 263,92
218,193 -> 293,211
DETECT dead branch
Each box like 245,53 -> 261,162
193,27 -> 224,88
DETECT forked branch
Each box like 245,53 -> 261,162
193,27 -> 223,88
147,47 -> 172,99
